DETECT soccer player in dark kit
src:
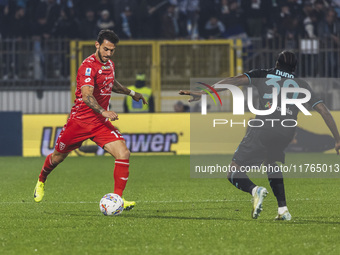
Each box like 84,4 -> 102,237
180,50 -> 340,220
33,30 -> 147,210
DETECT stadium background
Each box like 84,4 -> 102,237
0,0 -> 340,156
1,1 -> 340,255
1,0 -> 340,156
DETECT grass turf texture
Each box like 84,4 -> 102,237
0,154 -> 339,255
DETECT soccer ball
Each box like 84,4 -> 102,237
99,193 -> 124,216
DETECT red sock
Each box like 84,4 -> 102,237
39,154 -> 58,182
113,159 -> 130,197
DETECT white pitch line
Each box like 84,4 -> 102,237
0,198 -> 325,204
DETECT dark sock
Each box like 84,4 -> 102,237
228,170 -> 256,195
267,164 -> 287,207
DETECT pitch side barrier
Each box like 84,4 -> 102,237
18,111 -> 340,157
22,113 -> 190,157
0,112 -> 22,156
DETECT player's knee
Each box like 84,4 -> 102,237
119,148 -> 130,159
227,170 -> 232,180
227,161 -> 239,180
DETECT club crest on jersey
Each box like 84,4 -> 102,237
59,142 -> 66,151
101,66 -> 110,70
85,68 -> 91,76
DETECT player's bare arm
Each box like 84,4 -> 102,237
179,74 -> 249,102
113,79 -> 148,105
314,102 -> 340,154
81,85 -> 118,121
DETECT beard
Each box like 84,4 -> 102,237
98,50 -> 108,63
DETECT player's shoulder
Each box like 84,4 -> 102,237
246,68 -> 274,78
294,76 -> 310,88
80,55 -> 98,68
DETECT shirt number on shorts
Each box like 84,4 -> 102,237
111,130 -> 123,138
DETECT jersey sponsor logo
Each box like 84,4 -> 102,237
85,68 -> 91,76
85,78 -> 91,83
101,66 -> 111,70
98,69 -> 102,74
100,82 -> 113,95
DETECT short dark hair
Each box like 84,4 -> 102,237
276,50 -> 297,72
97,30 -> 120,45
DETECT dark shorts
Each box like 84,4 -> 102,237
232,128 -> 293,167
55,118 -> 125,154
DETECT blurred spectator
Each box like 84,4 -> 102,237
198,0 -> 220,38
317,8 -> 340,76
333,0 -> 340,18
302,4 -> 317,38
276,4 -> 300,48
136,0 -> 168,39
52,8 -> 79,38
118,6 -> 135,39
161,4 -> 179,39
3,6 -> 29,39
221,0 -> 246,37
286,0 -> 304,17
114,0 -> 138,39
261,0 -> 280,40
79,9 -> 97,40
177,0 -> 199,39
96,0 -> 114,19
203,16 -> 225,39
96,9 -> 115,33
174,101 -> 190,112
314,0 -> 327,24
123,73 -> 154,113
75,0 -> 96,20
318,8 -> 340,47
241,0 -> 264,37
1,0 -> 17,38
30,0 -> 61,39
300,3 -> 319,77
0,0 -> 8,22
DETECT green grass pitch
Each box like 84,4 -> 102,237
0,154 -> 339,255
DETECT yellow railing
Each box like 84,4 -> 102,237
70,40 -> 242,112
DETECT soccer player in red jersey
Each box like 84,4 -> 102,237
33,30 -> 147,210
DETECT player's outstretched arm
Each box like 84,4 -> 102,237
179,74 -> 249,102
81,85 -> 118,121
314,103 -> 340,155
179,90 -> 203,102
113,80 -> 148,105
